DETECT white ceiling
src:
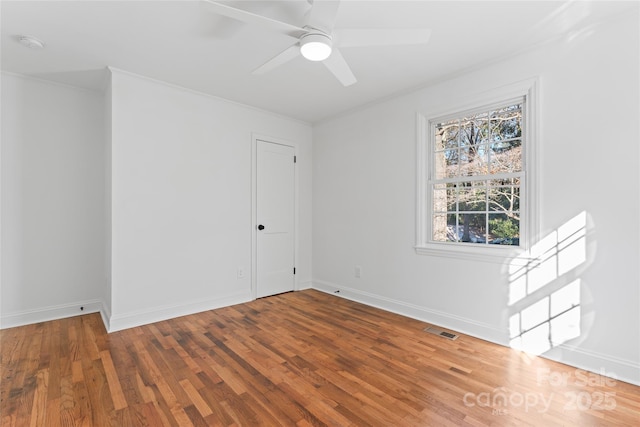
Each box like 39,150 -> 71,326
1,1 -> 635,123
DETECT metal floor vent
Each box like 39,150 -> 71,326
424,326 -> 459,340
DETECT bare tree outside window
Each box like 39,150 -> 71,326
431,102 -> 523,246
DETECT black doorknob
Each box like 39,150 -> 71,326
258,224 -> 265,230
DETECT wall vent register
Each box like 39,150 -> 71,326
424,326 -> 459,340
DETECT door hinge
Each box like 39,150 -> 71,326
293,267 -> 296,275
294,155 -> 297,163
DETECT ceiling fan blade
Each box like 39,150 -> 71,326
201,0 -> 306,37
322,48 -> 357,87
252,44 -> 301,75
306,0 -> 341,33
334,29 -> 432,47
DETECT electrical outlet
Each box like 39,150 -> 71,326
237,268 -> 246,279
355,265 -> 362,278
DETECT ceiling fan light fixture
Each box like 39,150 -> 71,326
300,33 -> 332,61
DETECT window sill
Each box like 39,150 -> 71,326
415,243 -> 532,265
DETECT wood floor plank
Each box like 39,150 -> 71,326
28,369 -> 48,427
2,289 -> 639,426
99,350 -> 128,411
179,379 -> 213,418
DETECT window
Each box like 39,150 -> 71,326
416,80 -> 538,261
433,101 -> 523,245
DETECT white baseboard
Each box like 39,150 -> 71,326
542,343 -> 640,387
311,279 -> 640,387
106,290 -> 252,332
312,279 -> 506,344
0,299 -> 103,329
1,291 -> 254,334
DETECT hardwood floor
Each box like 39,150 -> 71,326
1,290 -> 638,426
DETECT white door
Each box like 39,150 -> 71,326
256,140 -> 295,298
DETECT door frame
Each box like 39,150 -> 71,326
251,133 -> 299,300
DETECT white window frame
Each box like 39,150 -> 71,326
415,78 -> 539,263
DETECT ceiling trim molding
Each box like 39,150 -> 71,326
0,70 -> 105,95
106,66 -> 312,127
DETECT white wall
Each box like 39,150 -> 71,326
107,69 -> 312,331
0,68 -> 312,332
312,12 -> 639,385
0,68 -> 313,333
1,73 -> 106,327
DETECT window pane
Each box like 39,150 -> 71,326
458,213 -> 487,244
489,139 -> 522,173
489,179 -> 520,215
457,182 -> 487,211
489,186 -> 520,213
489,213 -> 520,245
446,149 -> 460,177
447,184 -> 457,211
490,104 -> 522,141
460,113 -> 489,146
460,144 -> 489,176
432,213 -> 448,242
476,143 -> 490,175
436,119 -> 460,150
433,126 -> 446,151
434,149 -> 460,178
432,184 -> 447,213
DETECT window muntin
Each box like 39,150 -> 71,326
430,101 -> 524,247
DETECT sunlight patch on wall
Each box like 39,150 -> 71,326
557,213 -> 587,276
509,279 -> 581,354
507,212 -> 587,355
508,211 -> 587,306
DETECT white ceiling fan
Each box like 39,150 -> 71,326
202,0 -> 431,86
